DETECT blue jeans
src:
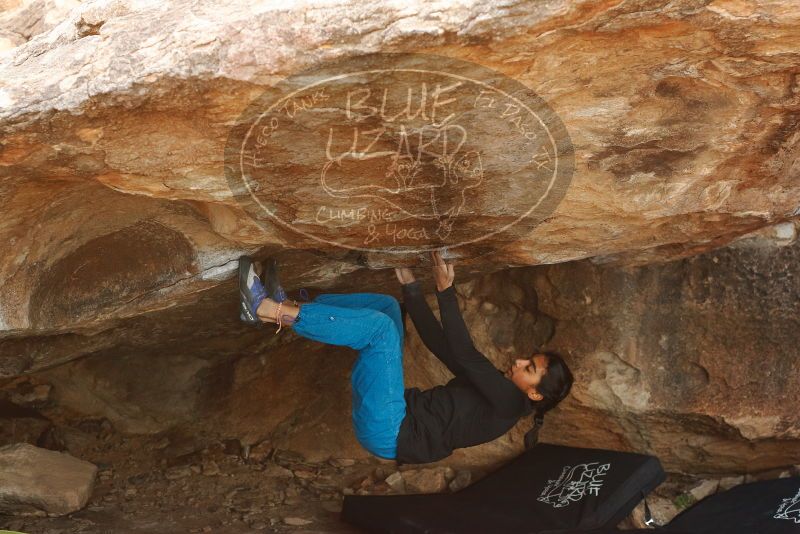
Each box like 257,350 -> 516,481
291,293 -> 406,459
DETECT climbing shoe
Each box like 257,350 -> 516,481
262,257 -> 288,304
239,255 -> 268,324
240,300 -> 259,325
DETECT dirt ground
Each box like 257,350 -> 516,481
1,423 -> 397,534
5,418 -> 791,534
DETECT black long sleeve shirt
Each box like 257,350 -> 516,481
395,281 -> 533,464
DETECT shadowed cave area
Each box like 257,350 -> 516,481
3,227 -> 799,532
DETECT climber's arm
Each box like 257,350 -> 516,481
401,281 -> 467,377
436,285 -> 524,417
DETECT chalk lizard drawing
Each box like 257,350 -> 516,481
320,147 -> 483,241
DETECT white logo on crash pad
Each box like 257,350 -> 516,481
774,487 -> 800,523
537,462 -> 612,509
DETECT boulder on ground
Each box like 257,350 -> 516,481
0,442 -> 97,516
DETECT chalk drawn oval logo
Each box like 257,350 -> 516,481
225,53 -> 574,253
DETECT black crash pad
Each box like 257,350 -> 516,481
341,443 -> 666,533
665,476 -> 800,534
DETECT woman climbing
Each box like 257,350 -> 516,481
238,250 -> 573,464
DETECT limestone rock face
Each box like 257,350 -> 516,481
1,0 -> 799,376
531,224 -> 800,474
0,0 -> 799,478
0,0 -> 83,51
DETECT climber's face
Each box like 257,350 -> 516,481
505,354 -> 549,402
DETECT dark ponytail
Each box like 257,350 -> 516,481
523,351 -> 573,449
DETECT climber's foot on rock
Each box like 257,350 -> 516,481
239,255 -> 268,324
262,257 -> 288,304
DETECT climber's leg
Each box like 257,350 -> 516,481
311,293 -> 404,350
291,301 -> 406,460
